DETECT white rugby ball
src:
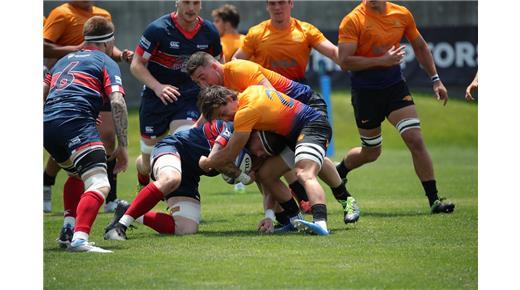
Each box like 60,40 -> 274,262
222,150 -> 253,184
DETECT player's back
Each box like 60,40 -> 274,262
44,49 -> 122,123
223,60 -> 313,103
234,86 -> 320,140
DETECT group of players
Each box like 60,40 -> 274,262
43,0 -> 455,253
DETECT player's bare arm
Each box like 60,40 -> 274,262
200,131 -> 250,171
314,39 -> 340,64
465,71 -> 478,101
112,46 -> 134,63
44,39 -> 84,59
108,91 -> 129,173
130,54 -> 180,105
231,48 -> 250,60
338,42 -> 405,71
410,35 -> 448,105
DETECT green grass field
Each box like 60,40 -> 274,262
44,91 -> 478,289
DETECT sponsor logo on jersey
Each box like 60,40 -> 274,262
68,136 -> 81,148
115,76 -> 122,84
196,44 -> 209,50
170,41 -> 180,49
140,36 -> 151,49
145,126 -> 154,133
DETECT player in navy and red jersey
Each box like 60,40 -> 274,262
104,120 -> 277,240
130,0 -> 222,192
43,16 -> 129,253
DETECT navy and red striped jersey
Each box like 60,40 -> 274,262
136,13 -> 222,97
44,47 -> 125,124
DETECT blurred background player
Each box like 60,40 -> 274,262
131,0 -> 222,193
232,0 -> 340,211
44,16 -> 128,252
335,0 -> 455,214
465,71 -> 478,102
212,4 -> 245,63
198,85 -> 332,235
187,52 -> 360,224
43,0 -> 134,213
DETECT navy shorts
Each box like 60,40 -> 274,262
44,119 -> 102,163
351,80 -> 414,129
139,92 -> 200,139
150,137 -> 202,201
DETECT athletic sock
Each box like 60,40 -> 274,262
125,183 -> 164,219
279,198 -> 301,220
74,190 -> 104,234
63,176 -> 84,218
289,181 -> 309,202
43,171 -> 56,186
275,210 -> 290,225
143,211 -> 175,234
138,172 -> 150,187
106,157 -> 117,203
311,203 -> 328,222
422,180 -> 439,206
336,161 -> 351,179
331,181 -> 351,202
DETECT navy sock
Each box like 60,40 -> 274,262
422,180 -> 439,206
289,181 -> 309,202
336,161 -> 350,179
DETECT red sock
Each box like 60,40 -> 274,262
126,183 -> 164,219
137,172 -> 150,186
63,176 -> 84,218
143,211 -> 175,234
75,191 -> 104,234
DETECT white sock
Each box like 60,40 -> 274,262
315,220 -> 328,230
119,214 -> 135,227
72,231 -> 88,242
63,217 -> 76,228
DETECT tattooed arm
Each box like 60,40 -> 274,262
108,91 -> 129,173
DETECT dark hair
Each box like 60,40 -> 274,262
211,4 -> 240,29
186,51 -> 214,76
197,85 -> 237,120
83,16 -> 114,38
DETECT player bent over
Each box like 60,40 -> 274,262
104,120 -> 257,240
43,16 -> 128,253
198,85 -> 332,235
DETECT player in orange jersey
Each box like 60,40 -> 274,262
187,52 -> 360,224
212,4 -> 245,63
43,1 -> 134,213
336,0 -> 455,214
233,0 -> 338,84
198,85 -> 332,235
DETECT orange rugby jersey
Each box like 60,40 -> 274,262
221,33 -> 245,63
233,86 -> 320,140
44,3 -> 112,45
223,59 -> 313,103
338,1 -> 420,89
241,18 -> 326,80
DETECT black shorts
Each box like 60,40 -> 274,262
307,91 -> 328,118
351,80 -> 414,129
288,115 -> 331,154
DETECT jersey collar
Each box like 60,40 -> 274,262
170,12 -> 203,40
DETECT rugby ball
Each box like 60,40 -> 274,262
222,149 -> 253,184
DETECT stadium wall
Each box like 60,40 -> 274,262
44,1 -> 478,107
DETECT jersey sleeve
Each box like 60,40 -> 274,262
240,28 -> 258,57
338,14 -> 359,44
305,23 -> 327,47
233,107 -> 261,133
135,23 -> 161,60
403,8 -> 421,42
44,72 -> 52,86
43,8 -> 67,43
102,58 -> 125,96
230,61 -> 265,88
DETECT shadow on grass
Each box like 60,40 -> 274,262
362,210 -> 427,218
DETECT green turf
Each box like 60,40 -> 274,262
44,91 -> 477,289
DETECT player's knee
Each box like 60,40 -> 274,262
294,167 -> 317,185
173,219 -> 198,236
362,146 -> 381,162
82,169 -> 110,197
256,164 -> 277,183
403,132 -> 426,153
136,154 -> 151,174
169,202 -> 200,235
